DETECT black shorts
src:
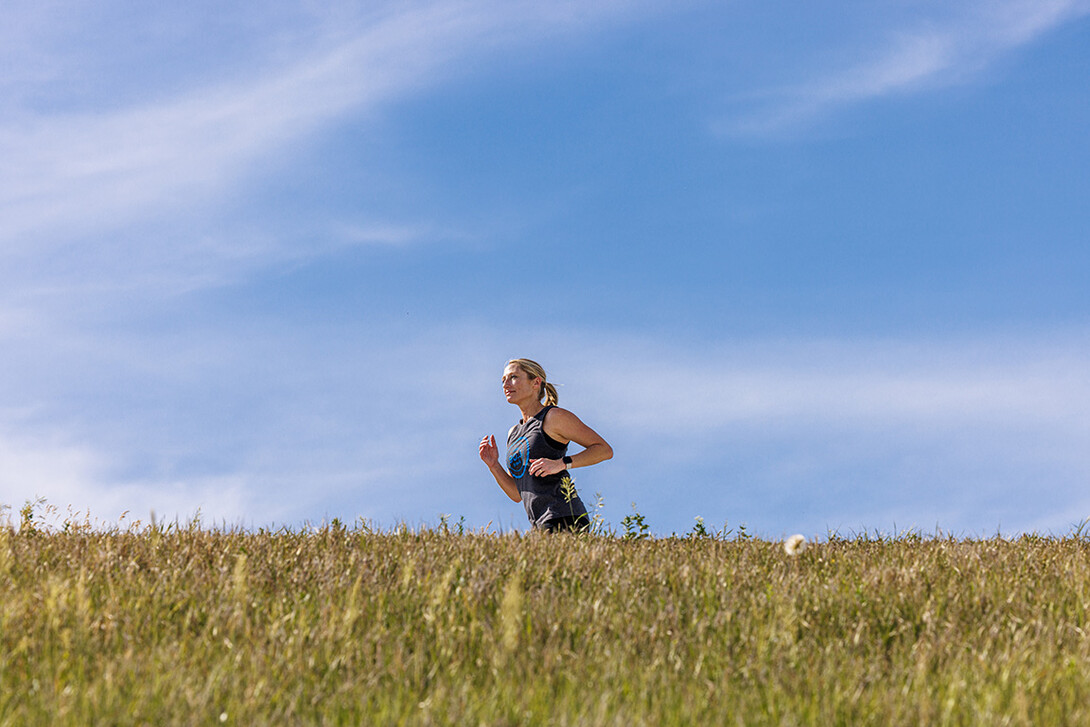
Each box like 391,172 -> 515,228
538,515 -> 588,533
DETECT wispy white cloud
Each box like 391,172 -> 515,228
728,0 -> 1090,134
577,335 -> 1090,486
0,7 -> 441,242
0,0 -> 655,300
0,410 -> 243,529
0,420 -> 106,511
589,344 -> 1089,433
0,315 -> 512,528
547,330 -> 1090,534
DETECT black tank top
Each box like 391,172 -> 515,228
506,406 -> 588,528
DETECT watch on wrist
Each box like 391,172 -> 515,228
563,456 -> 573,468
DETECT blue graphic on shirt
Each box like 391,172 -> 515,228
508,434 -> 529,478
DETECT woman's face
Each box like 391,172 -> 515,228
502,364 -> 540,405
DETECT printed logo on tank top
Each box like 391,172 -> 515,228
508,434 -> 529,478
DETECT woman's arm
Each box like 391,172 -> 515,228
479,435 -> 521,502
528,408 -> 613,478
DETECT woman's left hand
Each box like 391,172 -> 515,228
528,457 -> 566,477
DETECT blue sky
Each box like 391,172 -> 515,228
3,0 -> 1090,536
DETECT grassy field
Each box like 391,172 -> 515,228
4,507 -> 1090,726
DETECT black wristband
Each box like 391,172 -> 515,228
563,456 -> 573,467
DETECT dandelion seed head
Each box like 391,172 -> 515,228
784,534 -> 806,556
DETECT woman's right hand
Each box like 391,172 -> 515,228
479,435 -> 499,467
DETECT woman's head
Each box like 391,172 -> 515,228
504,358 -> 558,406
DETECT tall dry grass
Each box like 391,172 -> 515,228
3,507 -> 1090,725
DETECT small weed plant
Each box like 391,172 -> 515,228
559,475 -> 588,532
690,516 -> 711,538
620,502 -> 650,540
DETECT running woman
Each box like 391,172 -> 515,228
479,358 -> 613,532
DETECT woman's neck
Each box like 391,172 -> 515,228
519,401 -> 545,422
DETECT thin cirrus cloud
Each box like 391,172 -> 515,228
1,8 -> 457,246
590,335 -> 1090,438
0,1 -> 653,259
0,317 -> 506,527
574,333 -> 1090,487
728,0 -> 1090,134
588,335 -> 1090,535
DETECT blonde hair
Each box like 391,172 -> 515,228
507,358 -> 558,406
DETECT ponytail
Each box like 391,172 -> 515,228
543,382 -> 559,407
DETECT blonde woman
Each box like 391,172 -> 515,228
479,359 -> 613,532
